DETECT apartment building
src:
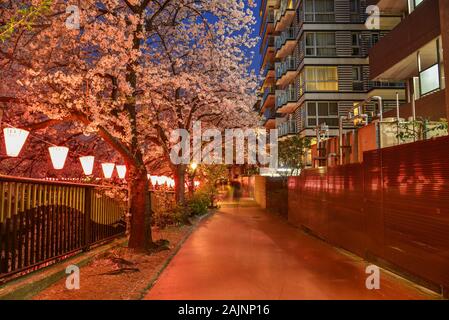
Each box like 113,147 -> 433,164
258,0 -> 406,139
368,0 -> 449,121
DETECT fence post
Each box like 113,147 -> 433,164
83,187 -> 93,251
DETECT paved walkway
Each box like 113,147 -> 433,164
146,199 -> 437,300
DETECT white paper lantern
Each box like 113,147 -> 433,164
49,146 -> 69,170
101,163 -> 115,179
116,165 -> 127,179
79,156 -> 95,175
150,176 -> 158,186
3,128 -> 29,157
157,176 -> 167,185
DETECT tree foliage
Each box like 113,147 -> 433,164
278,135 -> 311,176
0,0 -> 259,249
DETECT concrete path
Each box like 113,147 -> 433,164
146,199 -> 437,300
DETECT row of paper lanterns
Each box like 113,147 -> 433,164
3,127 -> 126,178
2,128 -> 200,187
148,175 -> 175,187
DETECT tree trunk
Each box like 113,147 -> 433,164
127,169 -> 153,249
173,164 -> 186,204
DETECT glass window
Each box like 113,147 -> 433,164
352,66 -> 364,91
305,32 -> 336,56
350,0 -> 360,22
351,32 -> 361,56
352,66 -> 362,81
308,118 -> 317,126
329,102 -> 338,115
304,66 -> 338,91
305,0 -> 335,22
318,103 -> 329,116
307,102 -> 317,116
306,101 -> 340,128
420,64 -> 440,95
370,33 -> 379,48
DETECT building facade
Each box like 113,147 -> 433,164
258,0 -> 406,139
368,0 -> 449,121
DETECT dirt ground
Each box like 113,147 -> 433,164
33,224 -> 194,300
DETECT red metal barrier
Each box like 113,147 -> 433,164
288,135 -> 449,294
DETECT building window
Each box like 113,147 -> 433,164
349,0 -> 360,22
408,0 -> 425,14
304,66 -> 339,91
416,38 -> 442,97
370,33 -> 380,48
352,66 -> 364,91
305,32 -> 336,56
351,32 -> 361,56
304,0 -> 335,22
306,102 -> 339,127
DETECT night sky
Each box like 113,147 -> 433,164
249,0 -> 262,73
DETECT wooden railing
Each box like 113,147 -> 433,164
0,176 -> 126,280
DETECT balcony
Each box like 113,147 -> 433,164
263,62 -> 275,78
260,63 -> 275,88
263,107 -> 277,129
368,81 -> 406,89
368,80 -> 407,100
274,0 -> 297,32
275,27 -> 299,59
261,36 -> 275,69
260,86 -> 276,113
260,9 -> 275,38
278,121 -> 298,137
369,0 -> 441,80
275,56 -> 298,86
276,87 -> 297,113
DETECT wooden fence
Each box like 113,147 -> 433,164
0,176 -> 126,280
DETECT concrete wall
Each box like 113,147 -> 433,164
266,178 -> 289,219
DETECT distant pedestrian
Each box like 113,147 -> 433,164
232,180 -> 242,204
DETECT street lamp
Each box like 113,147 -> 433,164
189,162 -> 198,195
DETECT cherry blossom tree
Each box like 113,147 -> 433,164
0,0 -> 259,249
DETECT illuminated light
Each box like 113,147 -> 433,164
79,156 -> 95,175
157,176 -> 167,185
101,163 -> 115,179
3,128 -> 29,157
150,176 -> 158,186
190,162 -> 198,171
147,174 -> 151,180
116,165 -> 127,179
167,178 -> 175,188
194,181 -> 200,187
49,146 -> 69,170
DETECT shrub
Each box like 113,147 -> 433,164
187,192 -> 210,216
152,206 -> 189,228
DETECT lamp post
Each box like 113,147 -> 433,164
188,162 -> 198,196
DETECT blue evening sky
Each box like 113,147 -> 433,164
249,0 -> 263,73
